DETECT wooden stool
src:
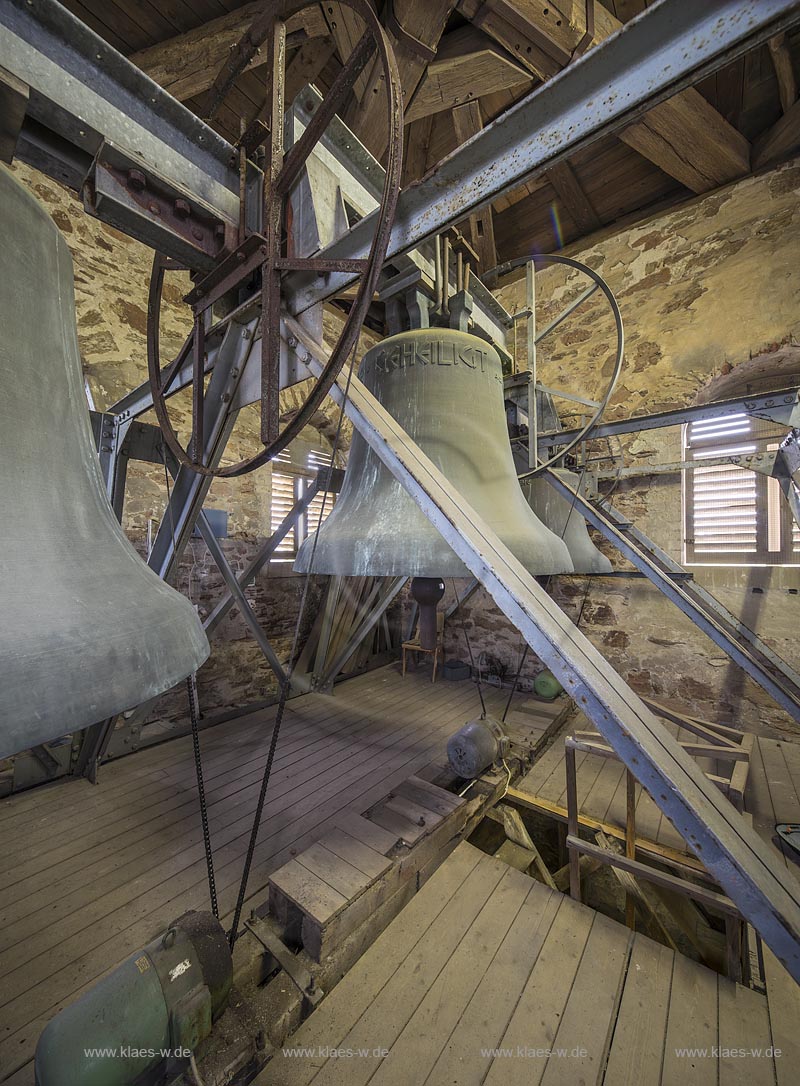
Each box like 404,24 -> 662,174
401,612 -> 444,682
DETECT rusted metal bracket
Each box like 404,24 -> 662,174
244,917 -> 323,1007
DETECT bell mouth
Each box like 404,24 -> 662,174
411,576 -> 445,649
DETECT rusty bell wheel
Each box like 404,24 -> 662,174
147,0 -> 403,478
483,254 -> 624,478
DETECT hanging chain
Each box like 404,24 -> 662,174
188,672 -> 219,919
226,341 -> 359,950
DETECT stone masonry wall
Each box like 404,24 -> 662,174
452,158 -> 800,739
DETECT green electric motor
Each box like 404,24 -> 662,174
35,911 -> 232,1086
534,669 -> 563,701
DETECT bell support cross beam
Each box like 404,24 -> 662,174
3,0 -> 800,279
281,0 -> 800,315
283,313 -> 800,984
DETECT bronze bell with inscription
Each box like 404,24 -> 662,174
294,328 -> 574,583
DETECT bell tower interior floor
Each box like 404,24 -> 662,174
0,666 -> 516,1084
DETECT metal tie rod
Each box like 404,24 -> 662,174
285,313 -> 800,983
541,469 -> 800,723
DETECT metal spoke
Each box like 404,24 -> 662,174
534,282 -> 599,344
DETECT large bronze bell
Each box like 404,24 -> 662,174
294,328 -> 574,579
524,469 -> 612,574
0,165 -> 209,760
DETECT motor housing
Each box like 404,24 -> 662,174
447,716 -> 508,779
35,911 -> 232,1086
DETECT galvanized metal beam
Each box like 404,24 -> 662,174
148,318 -> 258,581
285,312 -> 800,983
203,479 -> 322,636
0,0 -> 240,264
5,1 -> 798,295
283,0 -> 800,315
541,469 -> 800,723
193,510 -> 287,685
537,387 -> 800,448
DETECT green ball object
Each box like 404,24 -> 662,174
534,669 -> 562,700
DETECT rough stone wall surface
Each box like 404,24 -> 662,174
10,161 -> 371,725
476,158 -> 800,739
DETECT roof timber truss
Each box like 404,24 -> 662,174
75,0 -> 800,265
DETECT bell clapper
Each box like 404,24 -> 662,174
410,577 -> 446,650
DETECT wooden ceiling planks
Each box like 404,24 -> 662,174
52,0 -> 800,264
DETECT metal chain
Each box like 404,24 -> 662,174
227,341 -> 358,950
188,672 -> 219,919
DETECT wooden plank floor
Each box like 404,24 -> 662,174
0,665 -> 504,1084
746,735 -> 800,873
261,842 -> 781,1086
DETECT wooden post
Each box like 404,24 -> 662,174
625,769 -> 636,929
565,744 -> 581,901
726,916 -> 743,983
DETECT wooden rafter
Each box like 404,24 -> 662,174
768,33 -> 798,114
404,25 -> 528,124
402,113 -> 435,186
547,160 -> 601,235
130,3 -> 327,101
345,0 -> 457,157
285,35 -> 337,103
753,96 -> 800,170
457,0 -> 751,195
452,101 -> 498,271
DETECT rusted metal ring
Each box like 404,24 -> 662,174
147,0 -> 403,478
484,253 -> 624,478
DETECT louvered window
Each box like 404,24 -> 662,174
269,444 -> 336,560
683,414 -> 800,566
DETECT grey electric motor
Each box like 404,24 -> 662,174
447,716 -> 508,779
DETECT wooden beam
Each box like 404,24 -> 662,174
547,159 -> 601,234
452,101 -> 498,271
0,65 -> 28,164
130,3 -> 327,102
285,35 -> 337,103
768,33 -> 798,114
321,3 -> 370,100
346,0 -> 456,157
402,113 -> 435,185
620,93 -> 750,193
405,25 -> 528,123
458,0 -> 751,194
491,174 -> 549,214
753,96 -> 800,169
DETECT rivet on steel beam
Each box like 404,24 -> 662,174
127,169 -> 146,192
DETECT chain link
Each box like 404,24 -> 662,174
188,672 -> 219,919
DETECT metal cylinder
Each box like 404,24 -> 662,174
35,911 -> 232,1086
411,576 -> 445,649
294,329 -> 574,578
447,716 -> 507,779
